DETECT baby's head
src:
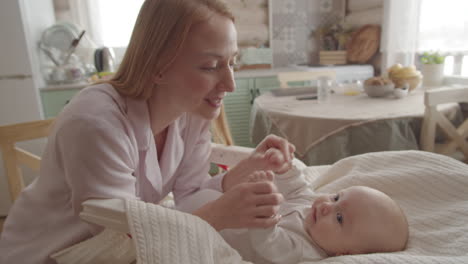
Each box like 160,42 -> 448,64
304,186 -> 408,256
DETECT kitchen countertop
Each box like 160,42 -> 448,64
40,64 -> 373,90
40,81 -> 89,91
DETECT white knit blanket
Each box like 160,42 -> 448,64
53,150 -> 468,263
304,150 -> 468,263
126,150 -> 468,263
125,199 -> 249,264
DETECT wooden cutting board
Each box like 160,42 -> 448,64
347,24 -> 381,63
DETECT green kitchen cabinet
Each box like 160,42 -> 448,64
40,88 -> 81,119
39,75 -> 281,148
223,76 -> 280,147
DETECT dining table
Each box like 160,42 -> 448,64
250,87 -> 462,165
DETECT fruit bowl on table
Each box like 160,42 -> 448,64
363,83 -> 395,97
363,76 -> 395,98
387,64 -> 423,91
390,74 -> 422,91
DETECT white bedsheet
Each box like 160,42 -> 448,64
53,150 -> 468,263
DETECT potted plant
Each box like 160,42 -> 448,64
314,13 -> 353,65
420,51 -> 446,88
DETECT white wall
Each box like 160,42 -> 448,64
0,0 -> 55,216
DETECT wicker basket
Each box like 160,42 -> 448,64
319,51 -> 347,65
390,75 -> 422,91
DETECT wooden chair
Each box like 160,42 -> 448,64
420,86 -> 468,161
277,70 -> 336,88
0,119 -> 55,232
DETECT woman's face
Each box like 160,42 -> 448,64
154,11 -> 238,120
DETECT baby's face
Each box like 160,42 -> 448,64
304,186 -> 408,256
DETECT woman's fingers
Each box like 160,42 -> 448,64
265,149 -> 284,164
274,162 -> 292,174
208,181 -> 284,229
255,135 -> 296,172
250,214 -> 282,228
248,170 -> 274,183
288,143 -> 296,159
252,205 -> 281,218
264,135 -> 291,161
252,193 -> 284,207
250,180 -> 277,194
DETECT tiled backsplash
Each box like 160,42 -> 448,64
53,0 -> 345,68
270,0 -> 345,67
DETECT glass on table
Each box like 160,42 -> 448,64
317,76 -> 333,103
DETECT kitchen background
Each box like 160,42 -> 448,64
51,0 -> 383,67
0,0 -> 381,216
2,0 -> 468,216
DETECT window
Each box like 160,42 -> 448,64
64,0 -> 144,48
418,0 -> 468,77
94,0 -> 144,47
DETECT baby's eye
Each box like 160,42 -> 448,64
333,194 -> 340,202
336,213 -> 343,224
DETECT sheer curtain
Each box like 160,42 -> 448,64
381,0 -> 468,76
380,0 -> 422,68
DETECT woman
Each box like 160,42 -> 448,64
0,0 -> 295,263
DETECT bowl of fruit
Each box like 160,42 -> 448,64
388,64 -> 422,91
363,76 -> 395,97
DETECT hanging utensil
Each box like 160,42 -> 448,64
62,30 -> 86,65
39,42 -> 60,66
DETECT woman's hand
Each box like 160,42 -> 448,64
253,134 -> 295,174
194,172 -> 283,230
222,136 -> 295,192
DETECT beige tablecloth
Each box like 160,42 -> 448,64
250,89 -> 461,165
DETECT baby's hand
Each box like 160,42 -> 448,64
222,148 -> 291,192
255,148 -> 291,174
264,148 -> 285,166
248,170 -> 275,183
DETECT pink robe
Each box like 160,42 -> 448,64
0,83 -> 223,263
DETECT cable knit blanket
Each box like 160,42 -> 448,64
125,198 -> 248,264
304,150 -> 468,263
53,150 -> 468,263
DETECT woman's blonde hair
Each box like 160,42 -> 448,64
106,0 -> 234,100
211,104 -> 234,146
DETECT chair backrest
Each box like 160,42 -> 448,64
277,70 -> 336,88
0,119 -> 54,201
420,86 -> 468,160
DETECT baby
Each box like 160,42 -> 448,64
182,151 -> 409,263
234,156 -> 410,263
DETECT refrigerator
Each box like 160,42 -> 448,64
0,0 -> 55,216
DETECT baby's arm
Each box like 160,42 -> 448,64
245,159 -> 308,263
273,153 -> 311,200
249,225 -> 302,264
250,148 -> 310,200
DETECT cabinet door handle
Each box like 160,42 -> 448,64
250,88 -> 262,104
250,88 -> 255,104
